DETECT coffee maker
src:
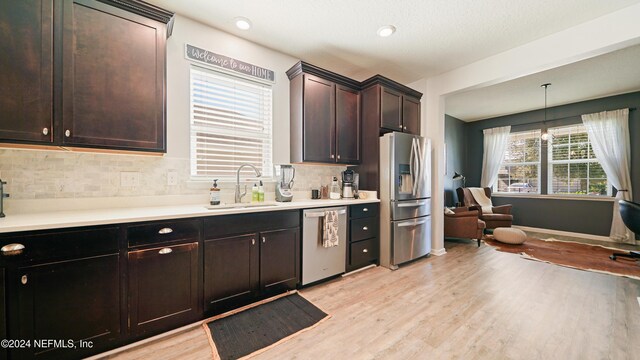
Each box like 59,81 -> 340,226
341,169 -> 357,199
276,165 -> 295,202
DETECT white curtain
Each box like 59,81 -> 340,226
481,126 -> 511,188
582,109 -> 633,243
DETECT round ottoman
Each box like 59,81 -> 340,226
493,227 -> 527,244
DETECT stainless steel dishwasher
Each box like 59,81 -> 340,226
302,206 -> 347,285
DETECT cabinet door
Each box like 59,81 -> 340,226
303,74 -> 336,162
0,0 -> 53,143
380,87 -> 403,132
61,0 -> 166,151
0,268 -> 5,360
402,96 -> 421,135
260,228 -> 299,293
129,242 -> 199,336
204,234 -> 259,314
335,85 -> 360,164
14,255 -> 120,359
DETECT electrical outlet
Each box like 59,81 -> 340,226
120,172 -> 139,187
167,171 -> 178,186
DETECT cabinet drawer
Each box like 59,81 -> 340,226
350,217 -> 379,242
350,238 -> 378,266
350,203 -> 378,219
127,219 -> 201,248
0,226 -> 119,265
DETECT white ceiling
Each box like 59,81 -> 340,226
445,44 -> 640,121
147,0 -> 640,83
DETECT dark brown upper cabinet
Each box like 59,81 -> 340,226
336,85 -> 361,163
357,76 -> 422,192
0,0 -> 174,153
0,0 -> 54,144
380,87 -> 403,132
403,95 -> 421,135
288,61 -> 361,165
360,75 -> 423,135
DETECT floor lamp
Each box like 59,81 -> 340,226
452,172 -> 466,207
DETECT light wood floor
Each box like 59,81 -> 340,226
99,239 -> 640,360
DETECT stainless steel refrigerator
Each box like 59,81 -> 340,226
379,132 -> 432,269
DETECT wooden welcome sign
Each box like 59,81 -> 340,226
185,44 -> 275,82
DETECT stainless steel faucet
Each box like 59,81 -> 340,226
0,179 -> 9,218
235,164 -> 261,203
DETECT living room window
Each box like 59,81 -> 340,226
189,66 -> 273,180
547,124 -> 610,196
494,129 -> 541,194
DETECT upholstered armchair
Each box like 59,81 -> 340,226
444,208 -> 486,247
456,187 -> 513,229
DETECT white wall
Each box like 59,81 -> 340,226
423,2 -> 640,255
166,15 -> 299,164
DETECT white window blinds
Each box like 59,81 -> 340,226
494,130 -> 541,194
548,124 -> 609,196
190,67 -> 273,180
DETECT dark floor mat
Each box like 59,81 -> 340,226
204,293 -> 329,359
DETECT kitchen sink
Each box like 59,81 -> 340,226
204,203 -> 281,211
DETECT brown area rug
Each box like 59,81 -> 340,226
483,236 -> 640,280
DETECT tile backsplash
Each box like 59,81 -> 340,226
0,149 -> 347,200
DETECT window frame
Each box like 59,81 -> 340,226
546,124 -> 611,197
188,65 -> 274,182
493,129 -> 542,195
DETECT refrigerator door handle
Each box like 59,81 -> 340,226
397,201 -> 427,207
397,220 -> 427,227
412,138 -> 421,196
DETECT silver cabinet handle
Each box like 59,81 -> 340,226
158,227 -> 173,234
42,127 -> 49,135
404,126 -> 407,130
65,129 -> 71,137
252,238 -> 255,245
330,154 -> 335,159
1,243 -> 25,255
363,208 -> 368,212
21,275 -> 28,285
158,247 -> 173,255
363,226 -> 368,231
337,155 -> 341,159
362,249 -> 368,253
398,220 -> 426,227
262,237 -> 266,243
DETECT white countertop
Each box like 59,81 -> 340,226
0,198 -> 379,234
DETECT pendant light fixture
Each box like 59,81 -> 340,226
540,83 -> 551,141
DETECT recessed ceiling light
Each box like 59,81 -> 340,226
234,17 -> 252,30
377,25 -> 396,37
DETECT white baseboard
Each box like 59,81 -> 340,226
342,264 -> 377,277
431,248 -> 447,256
513,225 -> 617,243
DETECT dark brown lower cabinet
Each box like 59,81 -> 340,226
204,227 -> 299,315
260,229 -> 299,293
13,254 -> 120,360
0,268 -> 6,360
128,242 -> 199,337
204,234 -> 259,314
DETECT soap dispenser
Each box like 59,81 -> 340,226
210,179 -> 220,205
258,180 -> 265,202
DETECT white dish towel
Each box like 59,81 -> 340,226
322,210 -> 339,248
